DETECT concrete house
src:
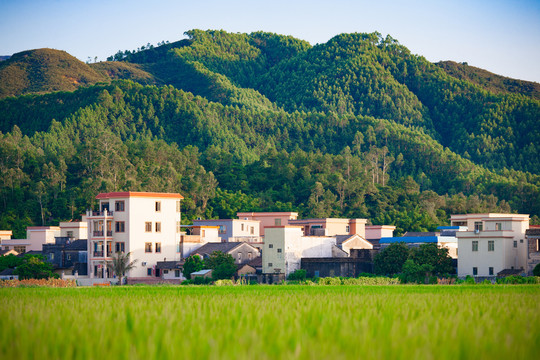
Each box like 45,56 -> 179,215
288,218 -> 367,238
192,219 -> 262,245
237,212 -> 299,236
1,226 -> 60,254
86,191 -> 183,279
193,242 -> 260,265
452,213 -> 529,278
180,225 -> 221,258
262,226 -> 373,276
525,227 -> 540,275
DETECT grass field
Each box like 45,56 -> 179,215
1,285 -> 539,359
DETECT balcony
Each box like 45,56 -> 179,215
93,251 -> 104,257
89,210 -> 114,217
92,230 -> 113,237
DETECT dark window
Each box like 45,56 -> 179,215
269,244 -> 273,249
155,201 -> 161,212
489,267 -> 494,275
277,248 -> 282,253
145,222 -> 152,232
115,221 -> 125,233
175,270 -> 180,277
147,268 -> 152,276
115,242 -> 125,253
145,242 -> 152,253
155,242 -> 161,253
473,267 -> 478,276
155,222 -> 161,233
115,201 -> 125,212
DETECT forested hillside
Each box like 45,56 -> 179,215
0,30 -> 538,238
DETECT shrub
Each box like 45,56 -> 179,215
465,275 -> 476,284
214,279 -> 235,286
287,269 -> 307,281
318,277 -> 342,285
533,263 -> 540,277
0,278 -> 76,288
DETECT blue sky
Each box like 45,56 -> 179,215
1,0 -> 539,82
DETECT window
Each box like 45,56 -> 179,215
14,246 -> 26,253
177,242 -> 181,253
346,225 -> 350,233
513,241 -> 517,248
175,269 -> 180,277
155,222 -> 161,233
147,268 -> 152,276
176,200 -> 181,213
495,222 -> 502,231
155,201 -> 161,212
277,248 -> 282,253
163,269 -> 169,274
452,221 -> 466,226
238,252 -> 242,262
219,225 -> 227,234
488,240 -> 494,252
474,222 -> 483,232
248,252 -> 252,260
269,244 -> 273,249
155,242 -> 161,253
268,263 -> 273,267
145,222 -> 152,232
49,253 -> 54,261
202,230 -> 206,237
275,218 -> 281,226
115,242 -> 125,253
145,242 -> 152,253
489,267 -> 494,276
473,267 -> 478,276
250,227 -> 254,235
115,221 -> 125,233
67,231 -> 74,238
241,224 -> 245,231
176,221 -> 181,233
472,241 -> 478,252
115,201 -> 125,212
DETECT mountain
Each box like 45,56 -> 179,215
0,49 -> 108,98
0,30 -> 538,238
436,61 -> 540,101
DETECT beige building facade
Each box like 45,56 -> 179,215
452,213 -> 529,277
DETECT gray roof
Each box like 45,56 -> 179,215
335,235 -> 353,246
526,228 -> 540,237
248,256 -> 262,268
65,239 -> 87,251
194,242 -> 244,256
0,249 -> 17,256
156,261 -> 184,270
0,268 -> 16,275
403,232 -> 439,237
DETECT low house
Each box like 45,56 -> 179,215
0,249 -> 19,257
237,212 -> 299,236
288,218 -> 367,238
263,226 -> 377,277
301,249 -> 378,278
365,225 -> 396,249
192,219 -> 262,245
156,260 -> 185,280
179,225 -> 221,258
191,269 -> 212,279
2,226 -> 60,254
42,237 -> 88,276
193,242 -> 260,265
0,268 -> 18,280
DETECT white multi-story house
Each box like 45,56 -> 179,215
86,191 -> 183,279
263,226 -> 373,276
451,213 -> 529,277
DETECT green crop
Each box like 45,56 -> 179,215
1,285 -> 539,359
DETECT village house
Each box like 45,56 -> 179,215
262,226 -> 373,277
525,227 -> 540,275
452,213 -> 529,278
192,219 -> 262,246
236,211 -> 299,236
86,191 -> 183,280
193,242 -> 260,266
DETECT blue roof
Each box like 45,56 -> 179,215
437,226 -> 460,230
380,236 -> 438,244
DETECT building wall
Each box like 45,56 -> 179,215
288,218 -> 367,238
237,212 -> 298,236
59,219 -> 88,240
88,192 -> 182,279
263,226 -> 338,276
25,227 -> 60,251
454,214 -> 529,277
193,219 -> 260,242
365,225 -> 395,241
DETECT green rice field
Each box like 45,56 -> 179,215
1,285 -> 539,359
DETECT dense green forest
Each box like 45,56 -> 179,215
0,30 -> 538,238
